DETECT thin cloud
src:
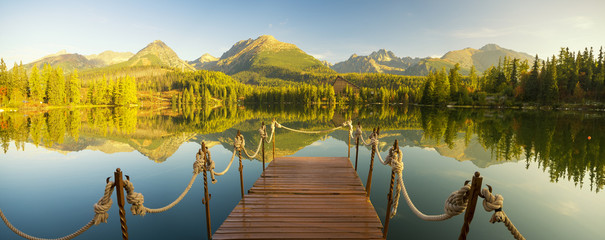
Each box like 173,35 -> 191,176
452,27 -> 513,39
571,16 -> 593,30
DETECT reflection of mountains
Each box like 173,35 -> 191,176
329,130 -> 521,168
197,119 -> 341,163
3,105 -> 602,192
41,126 -> 197,163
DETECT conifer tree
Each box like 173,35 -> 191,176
66,69 -> 81,104
29,65 -> 43,102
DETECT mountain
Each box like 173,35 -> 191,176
189,53 -> 218,70
212,35 -> 332,74
405,44 -> 534,75
119,40 -> 195,71
85,50 -> 133,66
24,51 -> 104,73
331,49 -> 422,75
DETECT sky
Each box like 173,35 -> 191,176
1,0 -> 604,66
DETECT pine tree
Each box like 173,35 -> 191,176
66,69 -> 81,104
29,65 -> 43,103
449,63 -> 460,100
525,55 -> 540,101
46,67 -> 66,105
469,65 -> 478,91
0,59 -> 6,104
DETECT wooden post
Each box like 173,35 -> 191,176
383,140 -> 398,239
355,122 -> 360,171
237,130 -> 244,199
114,168 -> 128,240
458,172 -> 483,240
262,122 -> 266,174
201,143 -> 212,240
347,120 -> 351,158
272,118 -> 275,162
366,127 -> 377,196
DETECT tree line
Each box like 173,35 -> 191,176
0,59 -> 138,107
420,47 -> 605,106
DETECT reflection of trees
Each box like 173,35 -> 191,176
417,108 -> 605,192
1,105 -> 603,192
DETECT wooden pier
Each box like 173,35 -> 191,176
212,156 -> 384,239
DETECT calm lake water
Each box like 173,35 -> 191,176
1,105 -> 604,239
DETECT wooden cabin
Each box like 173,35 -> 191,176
332,76 -> 360,95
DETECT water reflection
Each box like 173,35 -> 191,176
1,105 -> 603,192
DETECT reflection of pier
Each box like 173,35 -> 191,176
213,157 -> 384,239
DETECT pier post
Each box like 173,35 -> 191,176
237,130 -> 244,199
366,127 -> 379,196
383,140 -> 398,239
355,122 -> 360,171
261,122 -> 266,174
347,120 -> 351,158
272,118 -> 276,162
201,143 -> 212,240
458,172 -> 483,240
114,168 -> 128,240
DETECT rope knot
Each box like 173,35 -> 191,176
369,131 -> 379,148
234,134 -> 245,150
123,179 -> 147,216
92,181 -> 115,225
193,150 -> 205,174
481,188 -> 505,223
354,125 -> 363,139
259,125 -> 267,139
205,150 -> 217,184
443,184 -> 471,217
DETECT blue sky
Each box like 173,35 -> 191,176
1,0 -> 604,66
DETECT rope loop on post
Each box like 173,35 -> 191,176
481,188 -> 526,240
234,134 -> 245,151
378,144 -> 471,221
259,124 -> 267,140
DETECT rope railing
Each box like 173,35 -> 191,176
357,123 -> 525,240
2,120 -> 526,240
0,181 -> 115,240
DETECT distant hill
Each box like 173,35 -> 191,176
24,51 -> 103,73
405,44 -> 534,75
189,53 -> 218,70
331,49 -> 422,75
117,40 -> 195,71
85,50 -> 133,66
212,35 -> 332,75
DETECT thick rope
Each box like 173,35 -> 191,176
239,125 -> 267,159
481,188 -> 526,240
355,125 -> 374,146
123,151 -> 209,216
123,174 -> 198,216
0,181 -> 115,240
381,147 -> 471,221
274,120 -> 345,134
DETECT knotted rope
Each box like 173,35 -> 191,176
377,146 -> 471,221
240,124 -> 269,159
123,148 -> 215,216
0,181 -> 115,240
481,188 -> 526,240
355,125 -> 374,146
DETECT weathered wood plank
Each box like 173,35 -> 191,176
213,157 -> 384,239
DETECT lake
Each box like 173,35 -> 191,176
1,104 -> 604,239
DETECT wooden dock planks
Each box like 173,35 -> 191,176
213,157 -> 384,240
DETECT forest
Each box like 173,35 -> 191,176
0,61 -> 137,107
1,46 -> 604,109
